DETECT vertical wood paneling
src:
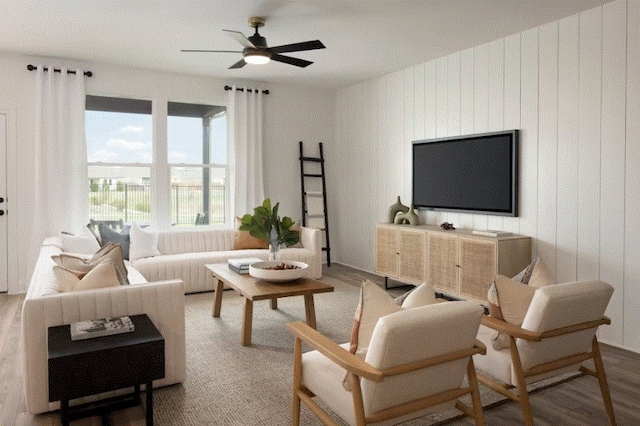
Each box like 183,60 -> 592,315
425,62 -> 437,225
487,39 -> 506,231
556,15 -> 580,283
624,0 -> 640,350
503,33 -> 521,234
519,29 -> 539,256
446,53 -> 462,226
473,44 -> 490,230
404,69 -> 414,199
458,49 -> 475,230
414,64 -> 426,140
577,7 -> 602,282
599,0 -> 627,345
537,22 -> 559,279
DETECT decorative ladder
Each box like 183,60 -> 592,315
299,141 -> 331,266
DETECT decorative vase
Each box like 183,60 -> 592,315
268,228 -> 280,261
388,196 -> 409,223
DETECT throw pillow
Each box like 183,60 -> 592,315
98,223 -> 131,260
395,282 -> 437,308
129,222 -> 161,261
60,228 -> 101,255
232,217 -> 269,250
52,243 -> 129,285
487,274 -> 543,350
54,259 -> 121,292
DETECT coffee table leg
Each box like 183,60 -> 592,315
304,294 -> 317,329
212,277 -> 224,317
270,297 -> 278,310
242,298 -> 253,346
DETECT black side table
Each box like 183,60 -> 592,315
48,314 -> 165,425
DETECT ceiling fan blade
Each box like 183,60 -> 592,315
267,40 -> 325,54
271,53 -> 313,68
223,29 -> 255,48
229,59 -> 247,69
181,49 -> 242,53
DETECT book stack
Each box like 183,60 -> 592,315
228,257 -> 263,274
70,316 -> 135,341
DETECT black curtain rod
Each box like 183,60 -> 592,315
224,85 -> 269,95
27,64 -> 92,77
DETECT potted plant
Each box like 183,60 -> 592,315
240,198 -> 299,260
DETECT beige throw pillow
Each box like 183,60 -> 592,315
52,243 -> 129,285
54,259 -> 122,292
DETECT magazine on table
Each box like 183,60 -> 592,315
70,316 -> 135,341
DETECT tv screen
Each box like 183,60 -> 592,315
412,130 -> 519,217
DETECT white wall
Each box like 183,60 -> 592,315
0,54 -> 334,294
331,0 -> 640,353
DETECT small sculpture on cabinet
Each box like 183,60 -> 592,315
394,205 -> 420,226
388,196 -> 409,223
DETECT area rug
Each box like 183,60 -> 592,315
141,276 -> 580,425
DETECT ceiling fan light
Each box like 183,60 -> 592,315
244,50 -> 271,65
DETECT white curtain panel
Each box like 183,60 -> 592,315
32,66 -> 88,238
228,86 -> 265,218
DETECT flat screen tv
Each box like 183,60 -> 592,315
412,130 -> 519,217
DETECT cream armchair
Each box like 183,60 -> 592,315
287,301 -> 486,426
474,280 -> 616,426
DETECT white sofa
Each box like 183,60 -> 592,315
130,226 -> 323,294
21,238 -> 187,415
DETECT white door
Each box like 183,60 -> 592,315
0,114 -> 6,292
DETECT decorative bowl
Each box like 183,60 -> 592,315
249,261 -> 308,282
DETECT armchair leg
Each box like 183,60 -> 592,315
466,358 -> 486,426
591,337 -> 617,426
508,337 -> 534,426
292,338 -> 303,426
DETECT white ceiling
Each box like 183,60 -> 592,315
1,0 -> 613,89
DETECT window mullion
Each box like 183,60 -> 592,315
152,98 -> 171,228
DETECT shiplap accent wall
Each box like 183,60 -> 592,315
330,0 -> 639,352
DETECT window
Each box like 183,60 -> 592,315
167,102 -> 227,225
85,96 -> 228,227
86,96 -> 152,225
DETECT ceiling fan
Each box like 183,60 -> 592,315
182,17 -> 326,69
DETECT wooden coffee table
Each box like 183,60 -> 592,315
206,263 -> 334,346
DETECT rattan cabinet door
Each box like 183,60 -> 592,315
397,229 -> 427,284
375,225 -> 399,278
458,238 -> 497,302
427,233 -> 459,295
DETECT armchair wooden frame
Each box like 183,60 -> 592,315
477,315 -> 616,426
287,321 -> 487,426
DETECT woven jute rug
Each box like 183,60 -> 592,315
107,275 -> 579,425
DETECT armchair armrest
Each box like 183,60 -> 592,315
481,315 -> 542,342
287,321 -> 383,382
481,315 -> 611,342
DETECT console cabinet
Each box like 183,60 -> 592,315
375,223 -> 531,303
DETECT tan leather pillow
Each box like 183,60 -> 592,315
232,217 -> 268,250
54,260 -> 122,292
